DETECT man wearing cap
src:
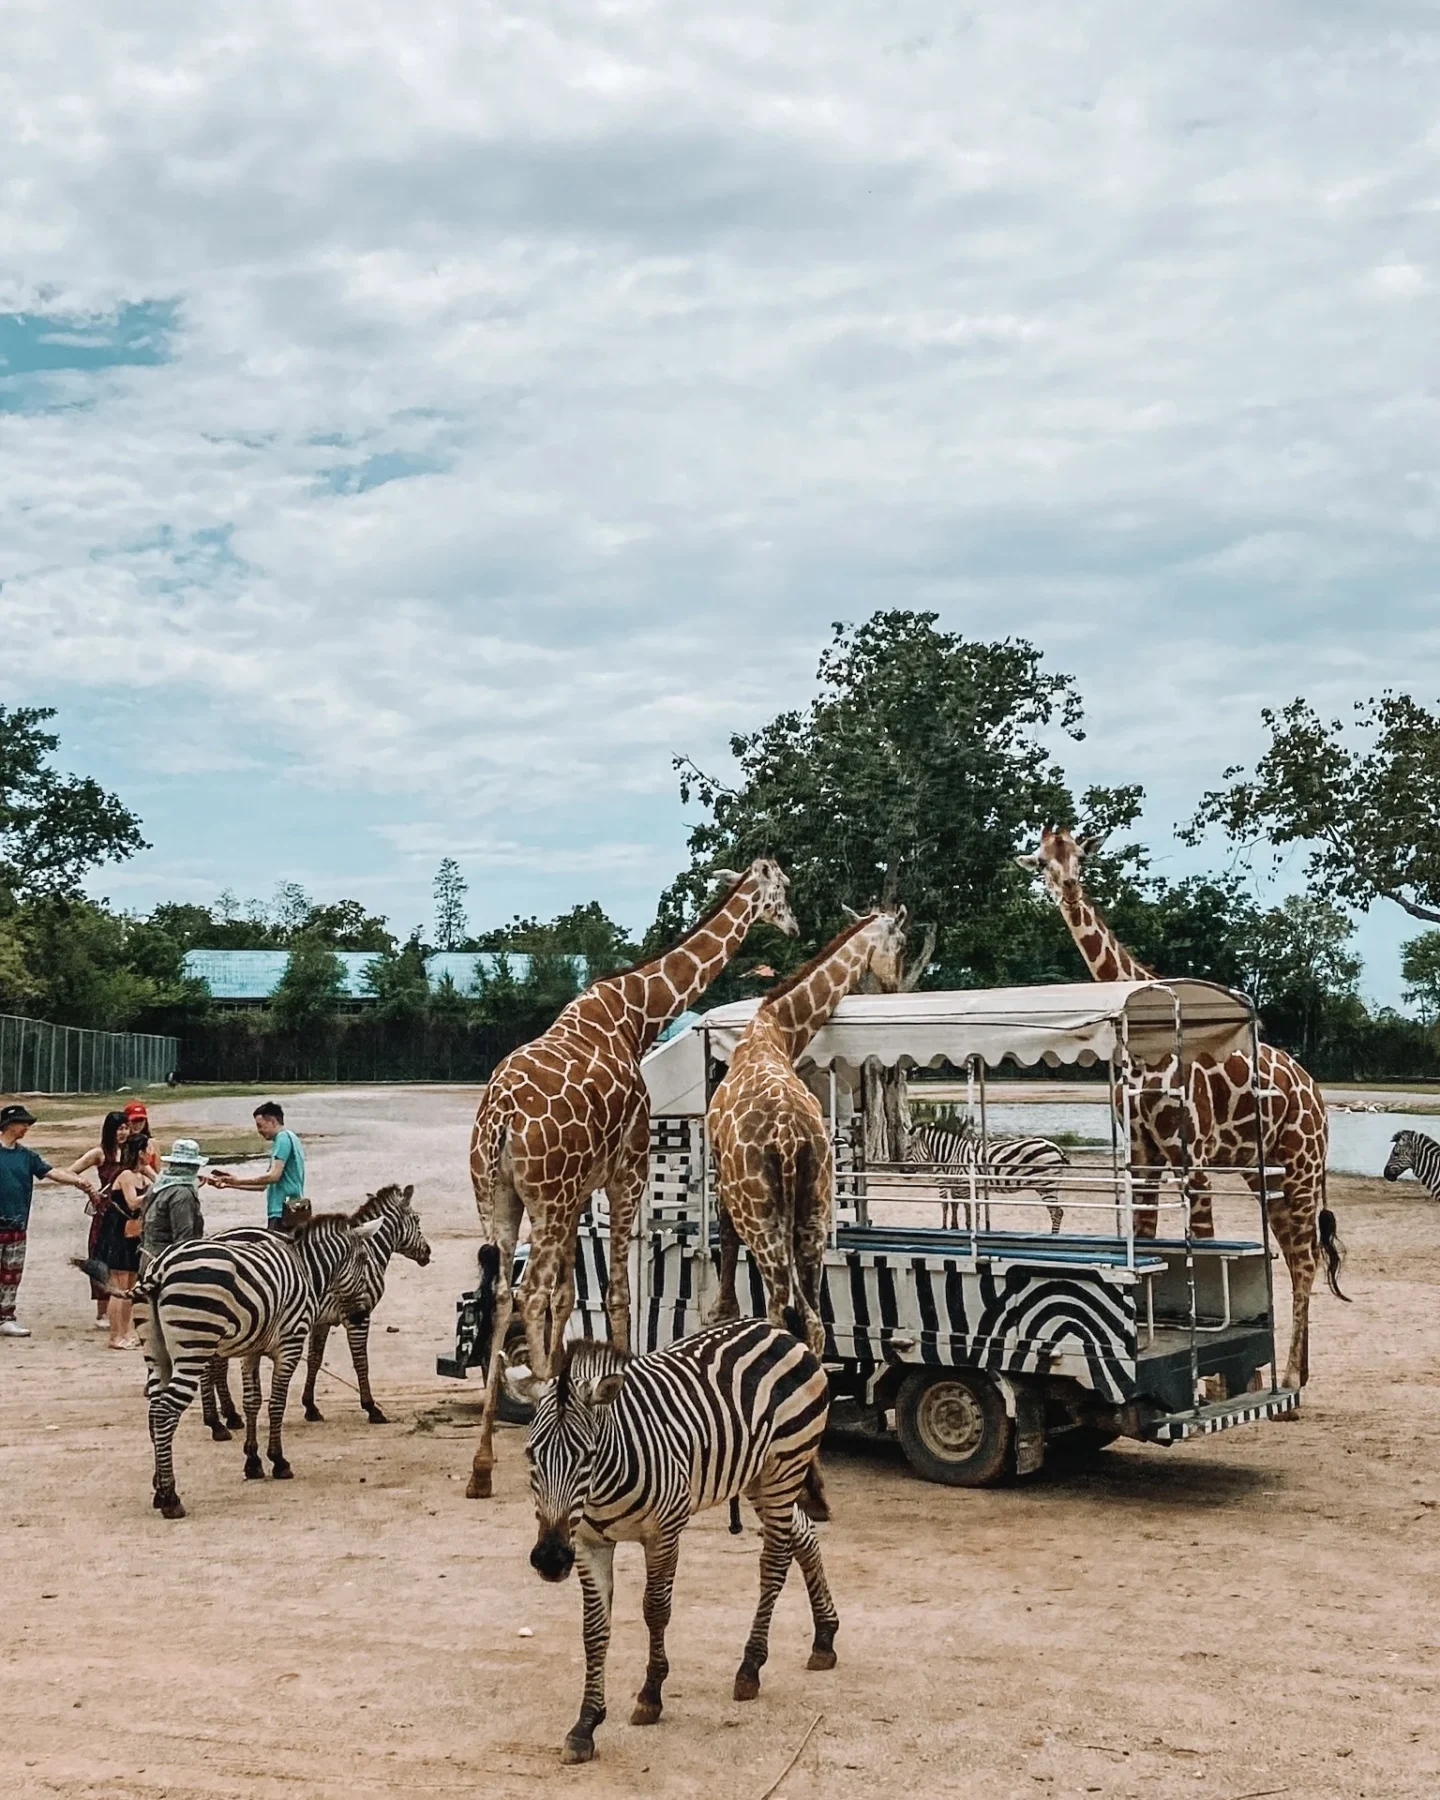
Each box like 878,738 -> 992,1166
0,1104 -> 93,1338
141,1139 -> 209,1268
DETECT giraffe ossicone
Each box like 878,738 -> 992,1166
464,857 -> 799,1499
1020,824 -> 1346,1393
708,907 -> 908,1354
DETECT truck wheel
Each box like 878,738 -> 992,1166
895,1368 -> 1014,1487
497,1321 -> 536,1426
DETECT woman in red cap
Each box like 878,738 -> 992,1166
122,1102 -> 161,1177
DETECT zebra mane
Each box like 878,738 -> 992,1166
348,1183 -> 414,1227
555,1336 -> 632,1411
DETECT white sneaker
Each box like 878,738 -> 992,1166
0,1320 -> 31,1337
93,1317 -> 109,1329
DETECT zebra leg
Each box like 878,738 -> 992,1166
562,1533 -> 616,1764
734,1500 -> 795,1701
791,1506 -> 840,1670
149,1361 -> 202,1519
346,1314 -> 386,1423
241,1356 -> 266,1480
1046,1183 -> 1064,1235
302,1322 -> 329,1422
200,1357 -> 232,1442
217,1356 -> 242,1429
266,1329 -> 306,1478
631,1528 -> 683,1726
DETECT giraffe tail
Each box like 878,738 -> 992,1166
1318,1208 -> 1351,1303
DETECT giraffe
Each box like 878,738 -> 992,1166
708,907 -> 908,1355
1017,826 -> 1346,1392
465,858 -> 799,1499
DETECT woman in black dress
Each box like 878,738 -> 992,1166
94,1137 -> 150,1349
69,1110 -> 130,1327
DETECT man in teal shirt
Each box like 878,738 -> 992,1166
210,1102 -> 306,1227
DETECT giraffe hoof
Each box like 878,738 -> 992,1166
733,1669 -> 761,1702
466,1469 -> 493,1500
561,1736 -> 595,1765
630,1700 -> 662,1726
806,1649 -> 838,1671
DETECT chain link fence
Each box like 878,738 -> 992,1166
0,1014 -> 179,1096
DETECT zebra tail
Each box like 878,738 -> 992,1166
1318,1208 -> 1351,1303
70,1256 -> 128,1300
475,1240 -> 503,1370
728,1497 -> 744,1535
799,1459 -> 832,1524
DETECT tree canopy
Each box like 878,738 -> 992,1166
1187,693 -> 1440,924
0,705 -> 145,901
657,611 -> 1084,987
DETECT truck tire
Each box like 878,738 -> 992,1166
497,1320 -> 536,1427
895,1367 -> 1014,1487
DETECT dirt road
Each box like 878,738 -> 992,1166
3,1086 -> 1439,1798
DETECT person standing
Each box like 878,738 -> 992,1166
0,1104 -> 93,1338
69,1110 -> 131,1326
93,1136 -> 152,1348
122,1100 -> 162,1175
140,1139 -> 208,1268
208,1102 -> 306,1228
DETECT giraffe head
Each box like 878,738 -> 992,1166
711,857 -> 799,938
1015,825 -> 1108,906
843,903 -> 909,991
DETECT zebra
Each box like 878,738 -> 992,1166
520,1314 -> 838,1765
127,1202 -> 383,1519
906,1118 -> 1069,1233
203,1185 -> 431,1430
1384,1129 -> 1440,1199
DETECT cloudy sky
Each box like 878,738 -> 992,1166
3,3 -> 1436,998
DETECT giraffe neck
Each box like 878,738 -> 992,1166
598,881 -> 763,1055
1053,883 -> 1154,983
760,927 -> 876,1062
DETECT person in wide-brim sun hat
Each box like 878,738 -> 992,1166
140,1139 -> 208,1267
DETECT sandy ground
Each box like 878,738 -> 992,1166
4,1085 -> 1440,1800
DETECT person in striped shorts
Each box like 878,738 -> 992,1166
0,1103 -> 92,1337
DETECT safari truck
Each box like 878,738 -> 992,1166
439,979 -> 1298,1486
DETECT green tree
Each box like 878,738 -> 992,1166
363,932 -> 430,1022
297,898 -> 394,951
1234,895 -> 1362,1064
1401,931 -> 1440,1022
271,935 -> 345,1032
433,858 -> 469,951
1187,692 -> 1440,924
478,901 -> 637,979
659,611 -> 1082,992
0,705 -> 146,900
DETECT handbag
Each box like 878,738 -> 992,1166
123,1213 -> 143,1240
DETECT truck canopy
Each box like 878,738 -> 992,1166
641,978 -> 1256,1118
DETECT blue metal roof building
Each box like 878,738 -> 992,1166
183,948 -> 580,1004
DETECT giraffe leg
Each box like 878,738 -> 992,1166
562,1532 -> 615,1764
602,1127 -> 649,1352
302,1321 -> 330,1421
1129,1123 -> 1164,1239
710,1201 -> 744,1325
1185,1172 -> 1216,1239
631,1527 -> 683,1725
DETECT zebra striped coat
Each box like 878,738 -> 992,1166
523,1316 -> 838,1765
1384,1130 -> 1440,1200
135,1205 -> 382,1519
906,1119 -> 1069,1233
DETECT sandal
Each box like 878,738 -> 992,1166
109,1336 -> 141,1351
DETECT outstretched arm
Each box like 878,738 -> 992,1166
210,1157 -> 286,1193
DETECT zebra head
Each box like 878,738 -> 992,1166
524,1339 -> 630,1583
1384,1132 -> 1416,1182
352,1184 -> 432,1267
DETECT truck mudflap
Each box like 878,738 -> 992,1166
1143,1386 -> 1300,1442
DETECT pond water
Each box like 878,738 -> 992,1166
968,1102 -> 1435,1178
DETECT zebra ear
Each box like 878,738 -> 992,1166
402,1184 -> 414,1204
592,1371 -> 626,1406
352,1216 -> 386,1241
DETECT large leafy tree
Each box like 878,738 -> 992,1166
657,611 -> 1084,988
0,705 -> 146,900
1187,693 -> 1440,924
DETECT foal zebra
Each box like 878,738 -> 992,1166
906,1119 -> 1069,1233
1384,1129 -> 1440,1200
132,1203 -> 381,1518
206,1185 -> 431,1430
523,1315 -> 838,1765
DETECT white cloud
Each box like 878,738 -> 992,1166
2,2 -> 1438,991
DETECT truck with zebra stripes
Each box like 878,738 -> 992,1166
440,979 -> 1300,1487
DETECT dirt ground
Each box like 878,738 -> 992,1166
4,1085 -> 1439,1800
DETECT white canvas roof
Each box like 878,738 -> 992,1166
640,979 -> 1255,1117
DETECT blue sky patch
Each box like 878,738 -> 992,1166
0,298 -> 179,411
